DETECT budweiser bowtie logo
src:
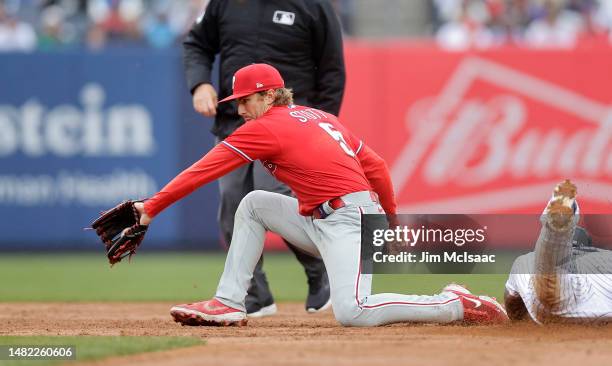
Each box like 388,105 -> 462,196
392,57 -> 612,213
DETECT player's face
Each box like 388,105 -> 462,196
237,91 -> 273,121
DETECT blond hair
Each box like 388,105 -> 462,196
272,88 -> 294,106
258,88 -> 294,106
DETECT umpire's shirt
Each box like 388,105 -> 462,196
183,0 -> 346,139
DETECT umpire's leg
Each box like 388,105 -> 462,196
218,161 -> 275,311
253,162 -> 330,311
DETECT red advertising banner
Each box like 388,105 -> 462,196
266,42 -> 612,251
340,41 -> 612,215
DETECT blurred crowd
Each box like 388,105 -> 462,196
0,0 -> 203,51
433,0 -> 612,49
0,0 -> 354,52
2,0 -> 612,52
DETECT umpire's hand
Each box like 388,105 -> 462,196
193,83 -> 218,117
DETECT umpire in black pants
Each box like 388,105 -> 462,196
183,0 -> 345,316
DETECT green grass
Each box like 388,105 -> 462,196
0,253 -> 508,302
0,336 -> 203,366
0,254 -> 508,365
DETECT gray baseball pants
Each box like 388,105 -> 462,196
215,190 -> 463,326
217,160 -> 326,307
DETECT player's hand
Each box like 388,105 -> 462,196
134,201 -> 152,226
193,83 -> 218,117
385,213 -> 407,255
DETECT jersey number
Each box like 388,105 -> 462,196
318,123 -> 356,157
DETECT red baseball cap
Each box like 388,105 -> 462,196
219,64 -> 285,103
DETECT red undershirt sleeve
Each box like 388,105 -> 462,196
357,144 -> 397,216
144,144 -> 247,218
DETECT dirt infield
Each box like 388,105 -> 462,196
1,302 -> 612,366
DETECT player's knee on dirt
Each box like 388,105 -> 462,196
332,297 -> 367,327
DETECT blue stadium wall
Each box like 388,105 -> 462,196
0,49 -> 220,250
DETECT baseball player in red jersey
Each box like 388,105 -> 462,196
133,64 -> 508,326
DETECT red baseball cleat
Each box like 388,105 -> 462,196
443,284 -> 509,324
170,299 -> 247,326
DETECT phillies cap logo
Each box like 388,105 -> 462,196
231,76 -> 236,90
256,83 -> 264,88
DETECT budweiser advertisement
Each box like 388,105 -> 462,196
341,41 -> 612,215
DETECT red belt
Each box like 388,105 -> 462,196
312,192 -> 379,219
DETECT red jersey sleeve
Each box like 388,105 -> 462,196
221,120 -> 281,162
344,127 -> 364,156
357,144 -> 397,216
144,144 -> 246,218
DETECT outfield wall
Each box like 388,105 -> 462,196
341,41 -> 612,215
1,43 -> 610,250
0,49 -> 219,249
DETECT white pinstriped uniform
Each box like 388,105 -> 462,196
506,251 -> 612,323
505,200 -> 612,323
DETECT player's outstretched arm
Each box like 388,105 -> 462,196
144,118 -> 279,220
90,144 -> 245,264
143,144 -> 246,220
